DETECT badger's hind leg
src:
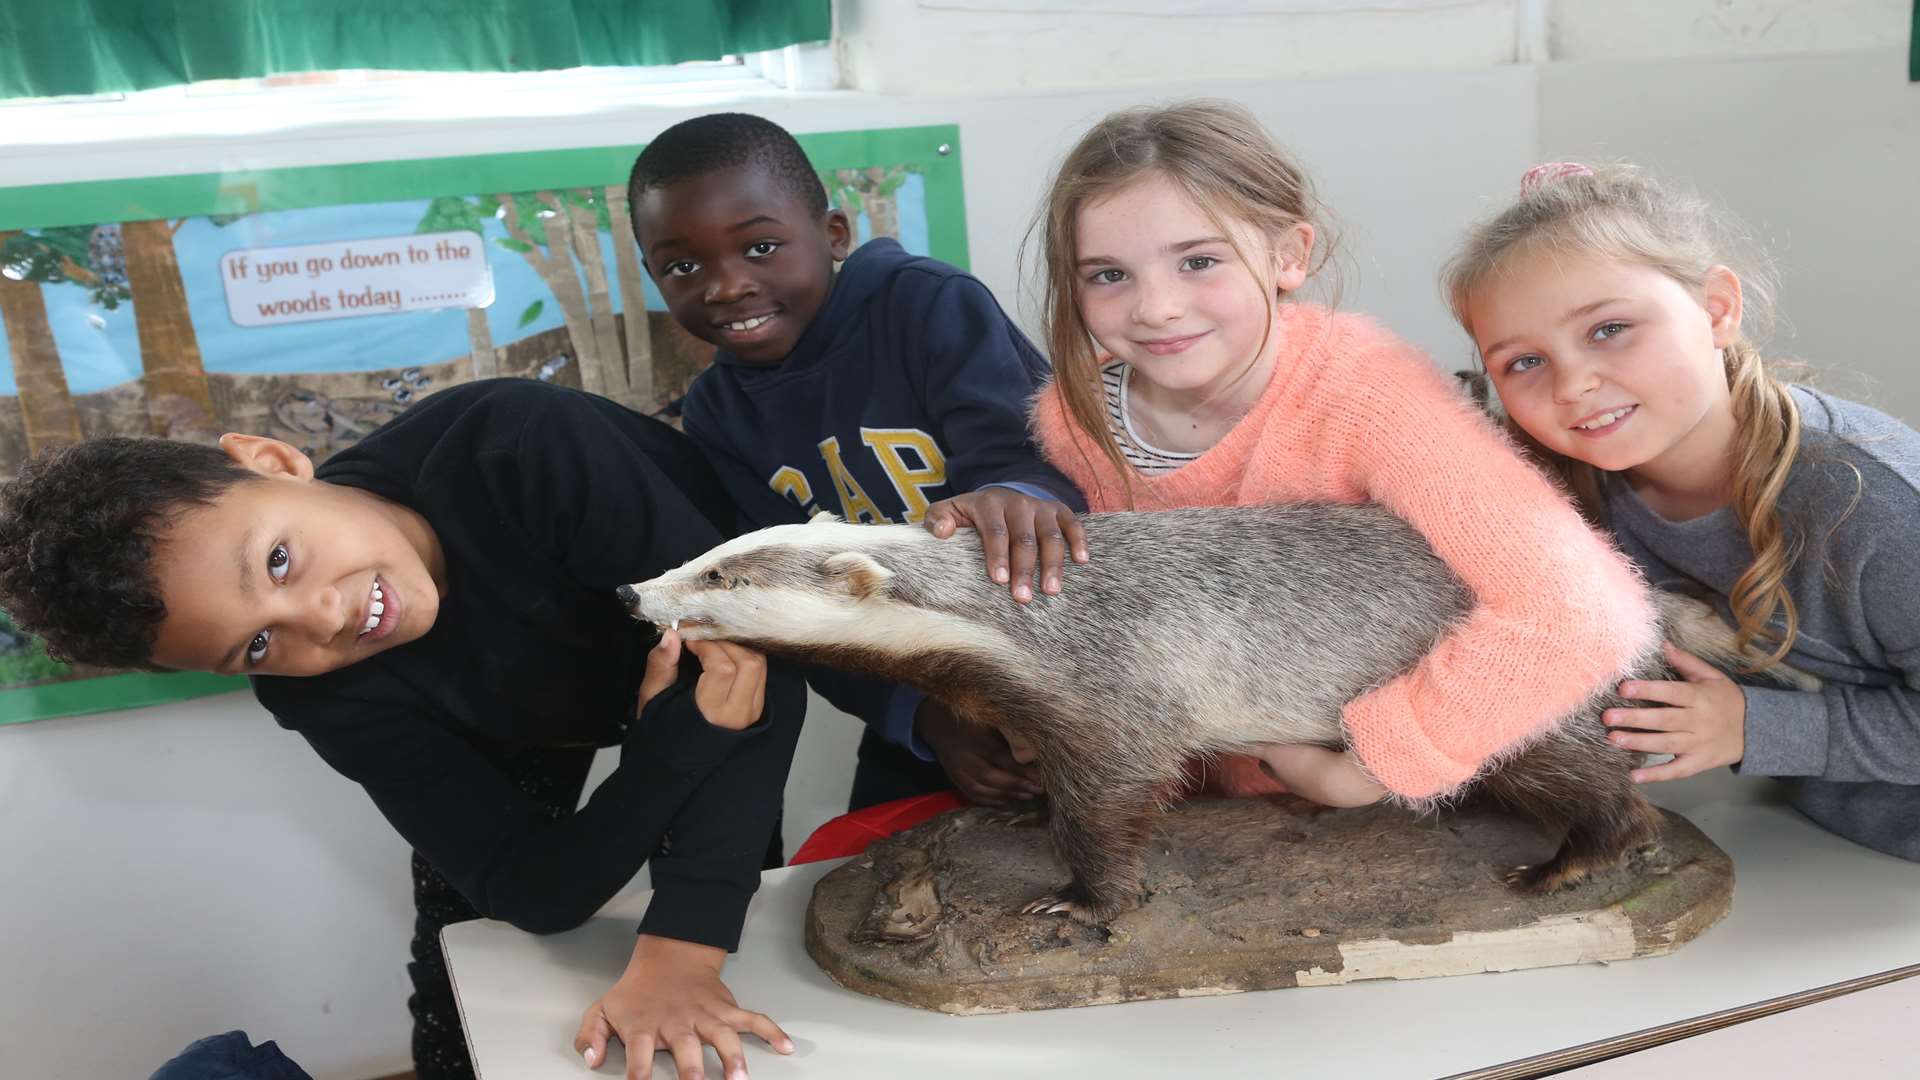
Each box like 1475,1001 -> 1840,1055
1476,703 -> 1662,895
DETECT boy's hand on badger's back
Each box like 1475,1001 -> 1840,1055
916,699 -> 1045,806
1604,642 -> 1748,783
637,629 -> 769,731
924,489 -> 1089,603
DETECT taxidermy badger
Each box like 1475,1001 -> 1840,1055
620,504 -> 1810,924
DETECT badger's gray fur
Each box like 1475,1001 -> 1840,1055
624,504 -> 1812,924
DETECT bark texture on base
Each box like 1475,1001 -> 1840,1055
805,797 -> 1732,1014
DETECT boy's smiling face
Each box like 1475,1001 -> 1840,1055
636,165 -> 851,365
147,435 -> 445,677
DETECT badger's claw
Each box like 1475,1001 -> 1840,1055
1504,863 -> 1558,893
1020,884 -> 1110,926
1505,860 -> 1589,895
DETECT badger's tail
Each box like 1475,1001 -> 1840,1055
1654,592 -> 1823,692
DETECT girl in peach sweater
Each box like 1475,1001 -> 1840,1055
1013,102 -> 1660,806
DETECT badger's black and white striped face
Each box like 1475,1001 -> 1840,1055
622,517 -> 917,645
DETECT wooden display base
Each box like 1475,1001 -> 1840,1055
805,797 -> 1733,1015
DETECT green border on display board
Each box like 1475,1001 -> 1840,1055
0,124 -> 971,267
0,123 -> 967,724
0,671 -> 247,725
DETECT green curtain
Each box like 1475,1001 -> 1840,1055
0,1 -> 831,99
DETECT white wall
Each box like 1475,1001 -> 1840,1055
3,3 -> 1915,1077
0,693 -> 416,1079
836,0 -> 1912,92
837,0 -> 1523,92
1539,49 -> 1920,422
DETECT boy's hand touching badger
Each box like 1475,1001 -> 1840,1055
637,627 -> 768,731
925,489 -> 1088,603
916,698 -> 1044,807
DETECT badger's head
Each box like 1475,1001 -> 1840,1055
617,513 -> 918,648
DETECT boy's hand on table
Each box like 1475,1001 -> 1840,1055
576,934 -> 793,1080
925,490 -> 1088,603
636,630 -> 769,731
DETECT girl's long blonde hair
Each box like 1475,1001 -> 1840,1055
1030,100 -> 1338,508
1443,165 -> 1807,668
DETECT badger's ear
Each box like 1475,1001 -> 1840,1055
808,509 -> 842,526
821,552 -> 894,599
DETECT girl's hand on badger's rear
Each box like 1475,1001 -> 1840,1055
1604,642 -> 1747,783
1256,745 -> 1387,808
637,629 -> 768,732
924,489 -> 1089,603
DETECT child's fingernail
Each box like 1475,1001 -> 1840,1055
1043,576 -> 1059,593
730,1068 -> 749,1080
994,567 -> 1009,583
779,1039 -> 796,1054
583,1046 -> 597,1067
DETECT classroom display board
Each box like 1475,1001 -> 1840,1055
0,123 -> 967,724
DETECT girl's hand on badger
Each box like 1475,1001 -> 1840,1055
916,698 -> 1044,806
1256,744 -> 1387,808
637,629 -> 768,732
576,933 -> 793,1080
924,489 -> 1089,603
1605,642 -> 1747,783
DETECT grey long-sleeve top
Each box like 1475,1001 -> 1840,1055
1605,387 -> 1919,860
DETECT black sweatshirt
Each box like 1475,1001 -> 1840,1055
250,380 -> 805,949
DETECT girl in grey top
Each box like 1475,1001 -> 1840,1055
1443,162 -> 1918,861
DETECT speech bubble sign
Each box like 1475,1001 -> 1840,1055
219,230 -> 495,328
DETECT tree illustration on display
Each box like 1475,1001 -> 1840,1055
416,186 -> 652,408
0,607 -> 68,686
0,221 -> 218,447
0,229 -> 85,456
824,166 -> 914,242
121,220 -> 219,442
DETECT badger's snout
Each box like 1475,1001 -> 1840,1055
615,580 -> 671,626
616,576 -> 705,636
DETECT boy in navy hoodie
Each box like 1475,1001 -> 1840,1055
629,113 -> 1086,810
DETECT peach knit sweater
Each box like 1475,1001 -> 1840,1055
1032,304 -> 1660,801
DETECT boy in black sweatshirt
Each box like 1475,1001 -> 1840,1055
0,379 -> 801,1080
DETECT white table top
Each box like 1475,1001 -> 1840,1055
444,770 -> 1920,1079
1559,969 -> 1920,1078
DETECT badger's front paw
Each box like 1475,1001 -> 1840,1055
1020,882 -> 1128,926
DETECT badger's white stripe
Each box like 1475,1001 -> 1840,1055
710,590 -> 1028,670
668,519 -> 928,571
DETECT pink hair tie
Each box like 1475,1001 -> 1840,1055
1520,162 -> 1595,193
